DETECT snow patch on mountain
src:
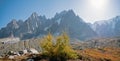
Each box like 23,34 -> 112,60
44,25 -> 52,31
56,18 -> 61,25
32,26 -> 34,31
36,22 -> 38,28
44,27 -> 49,31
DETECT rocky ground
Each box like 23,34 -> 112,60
0,37 -> 120,61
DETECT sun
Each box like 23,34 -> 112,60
89,0 -> 108,10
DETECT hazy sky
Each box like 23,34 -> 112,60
0,0 -> 120,28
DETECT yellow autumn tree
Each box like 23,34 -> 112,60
40,33 -> 54,57
40,32 -> 78,61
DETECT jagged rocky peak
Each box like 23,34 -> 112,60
54,9 -> 75,18
53,9 -> 80,24
10,19 -> 17,24
67,9 -> 75,15
54,10 -> 67,18
25,12 -> 39,23
7,19 -> 19,29
30,12 -> 38,19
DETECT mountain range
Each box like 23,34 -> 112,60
0,10 -> 120,40
92,16 -> 120,38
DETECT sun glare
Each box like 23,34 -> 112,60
89,0 -> 108,10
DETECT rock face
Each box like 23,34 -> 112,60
92,16 -> 120,37
0,10 -> 97,40
49,10 -> 97,40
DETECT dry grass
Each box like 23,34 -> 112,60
77,47 -> 120,61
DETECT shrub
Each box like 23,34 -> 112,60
40,33 -> 78,61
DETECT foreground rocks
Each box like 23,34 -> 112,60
0,47 -> 120,61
